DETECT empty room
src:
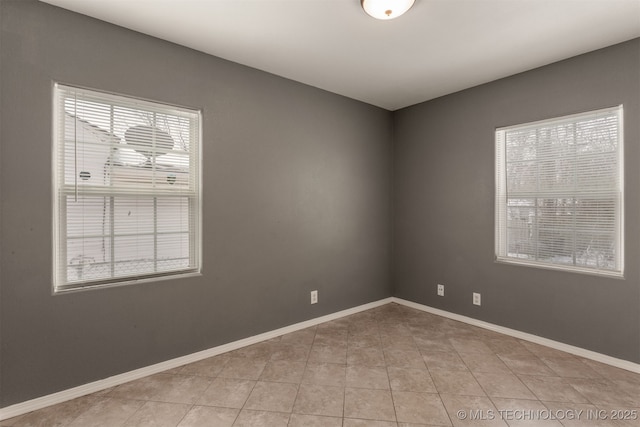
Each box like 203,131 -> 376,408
0,0 -> 639,425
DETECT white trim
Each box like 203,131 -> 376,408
496,105 -> 622,133
52,83 -> 203,293
392,297 -> 640,374
494,105 -> 624,278
0,298 -> 392,421
3,295 -> 638,421
494,258 -> 625,280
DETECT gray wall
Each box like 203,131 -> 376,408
1,0 -> 638,411
0,0 -> 392,406
393,39 -> 640,363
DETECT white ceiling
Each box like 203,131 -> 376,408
41,0 -> 640,110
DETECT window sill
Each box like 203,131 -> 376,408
494,257 -> 624,280
53,270 -> 202,295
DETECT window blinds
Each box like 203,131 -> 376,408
53,84 -> 201,291
495,106 -> 623,276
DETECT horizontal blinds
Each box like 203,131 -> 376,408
53,84 -> 201,290
495,106 -> 623,275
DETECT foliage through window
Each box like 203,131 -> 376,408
495,106 -> 623,276
53,84 -> 201,291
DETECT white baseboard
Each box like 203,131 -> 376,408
3,296 -> 638,421
391,297 -> 640,374
0,297 -> 392,421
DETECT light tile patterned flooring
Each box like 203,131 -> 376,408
3,303 -> 640,426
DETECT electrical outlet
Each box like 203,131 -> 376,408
311,290 -> 318,304
437,284 -> 444,297
473,292 -> 481,306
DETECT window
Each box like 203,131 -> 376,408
495,106 -> 623,277
53,84 -> 201,292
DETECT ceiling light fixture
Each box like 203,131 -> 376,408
361,0 -> 415,20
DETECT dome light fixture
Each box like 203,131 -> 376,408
361,0 -> 415,20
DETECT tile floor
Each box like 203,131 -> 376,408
2,303 -> 640,426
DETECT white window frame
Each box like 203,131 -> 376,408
52,83 -> 202,292
495,106 -> 624,277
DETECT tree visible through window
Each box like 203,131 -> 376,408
495,106 -> 623,276
53,84 -> 201,291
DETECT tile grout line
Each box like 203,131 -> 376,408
4,302 -> 639,426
